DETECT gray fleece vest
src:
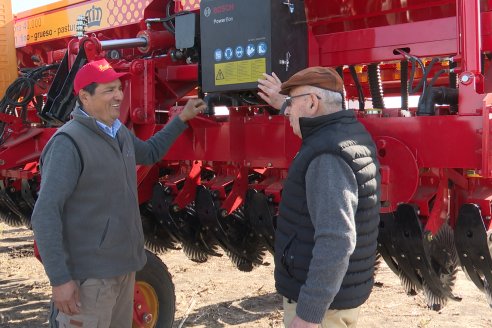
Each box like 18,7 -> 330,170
274,109 -> 380,309
43,114 -> 146,280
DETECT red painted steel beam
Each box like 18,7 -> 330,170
159,113 -> 482,170
360,115 -> 482,168
456,0 -> 485,116
315,17 -> 457,67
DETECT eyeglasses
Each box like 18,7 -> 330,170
280,93 -> 321,115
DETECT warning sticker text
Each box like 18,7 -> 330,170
214,58 -> 266,86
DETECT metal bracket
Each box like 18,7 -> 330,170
279,52 -> 291,72
283,0 -> 295,14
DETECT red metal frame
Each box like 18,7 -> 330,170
2,0 -> 491,214
7,0 -> 492,315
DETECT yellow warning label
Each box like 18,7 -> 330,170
214,58 -> 266,86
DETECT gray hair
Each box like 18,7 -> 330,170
306,86 -> 343,114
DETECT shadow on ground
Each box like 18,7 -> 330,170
0,279 -> 282,328
0,226 -> 34,256
173,292 -> 282,327
0,277 -> 50,327
1,227 -> 48,327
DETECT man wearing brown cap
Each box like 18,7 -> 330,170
258,67 -> 380,328
31,58 -> 206,327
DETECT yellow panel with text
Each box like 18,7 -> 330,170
214,58 -> 266,86
0,0 -> 18,96
13,0 -> 150,47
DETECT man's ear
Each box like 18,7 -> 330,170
308,94 -> 320,114
78,90 -> 89,106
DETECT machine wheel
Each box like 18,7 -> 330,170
133,250 -> 175,328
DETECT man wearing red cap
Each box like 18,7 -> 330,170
31,58 -> 206,327
258,68 -> 380,328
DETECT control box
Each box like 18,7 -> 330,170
200,0 -> 307,93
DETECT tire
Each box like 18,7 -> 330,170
134,250 -> 176,328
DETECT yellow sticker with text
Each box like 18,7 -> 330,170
215,58 -> 266,86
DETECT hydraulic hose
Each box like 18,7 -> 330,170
1,64 -> 58,111
418,86 -> 458,116
0,64 -> 58,144
335,66 -> 346,110
349,65 -> 365,111
397,50 -> 440,106
146,1 -> 190,35
400,60 -> 409,111
367,63 -> 385,110
418,66 -> 455,115
417,62 -> 451,115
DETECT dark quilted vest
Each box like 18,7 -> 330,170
274,109 -> 380,309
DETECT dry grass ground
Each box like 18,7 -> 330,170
1,222 -> 491,327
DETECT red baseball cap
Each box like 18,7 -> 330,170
74,58 -> 129,95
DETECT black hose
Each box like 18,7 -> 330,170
400,60 -> 409,111
418,86 -> 458,116
335,66 -> 346,109
367,63 -> 385,110
408,57 -> 427,94
349,65 -> 365,111
408,58 -> 418,93
427,69 -> 446,90
1,64 -> 58,112
396,49 -> 438,100
163,0 -> 175,34
420,57 -> 439,99
4,76 -> 35,107
417,69 -> 450,115
396,54 -> 443,115
391,49 -> 459,115
0,64 -> 58,144
416,57 -> 447,116
161,1 -> 191,35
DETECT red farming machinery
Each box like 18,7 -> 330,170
2,0 -> 492,326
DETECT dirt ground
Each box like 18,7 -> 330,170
1,221 -> 492,328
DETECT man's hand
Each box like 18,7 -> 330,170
289,315 -> 319,328
52,280 -> 81,315
179,99 -> 207,122
258,72 -> 285,110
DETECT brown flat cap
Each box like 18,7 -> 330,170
280,66 -> 344,95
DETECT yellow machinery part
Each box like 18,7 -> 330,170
0,0 -> 17,97
133,281 -> 159,328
